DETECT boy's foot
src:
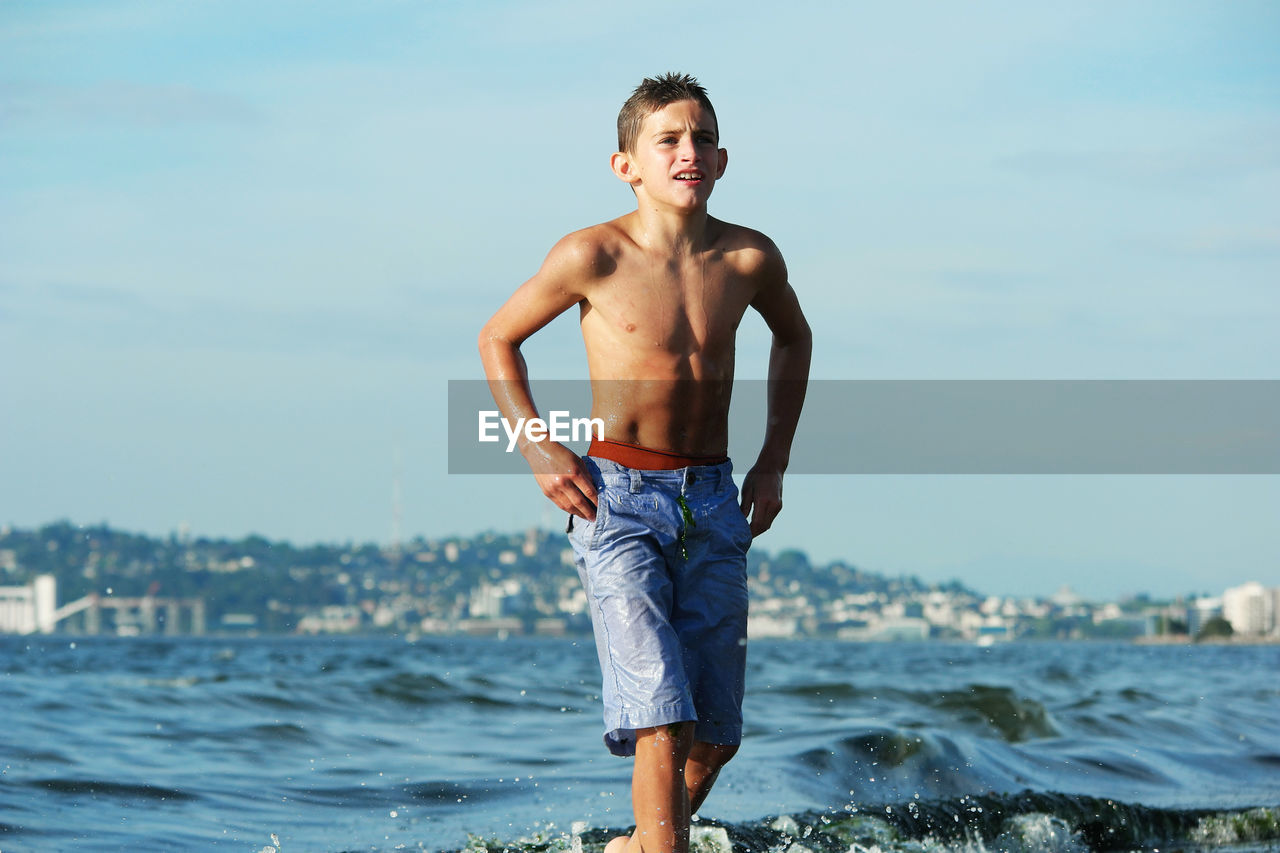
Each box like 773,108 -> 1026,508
603,835 -> 631,853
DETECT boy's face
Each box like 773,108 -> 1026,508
612,100 -> 727,210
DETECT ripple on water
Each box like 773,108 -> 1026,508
32,778 -> 199,802
931,684 -> 1060,742
369,672 -> 454,705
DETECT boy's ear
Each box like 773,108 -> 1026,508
610,150 -> 640,185
716,147 -> 728,179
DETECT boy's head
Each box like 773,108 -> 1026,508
617,72 -> 718,154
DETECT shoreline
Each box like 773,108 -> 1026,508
1134,633 -> 1280,646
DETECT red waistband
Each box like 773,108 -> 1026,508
588,438 -> 728,471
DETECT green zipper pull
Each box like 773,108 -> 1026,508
676,494 -> 697,559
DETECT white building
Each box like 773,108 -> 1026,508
469,578 -> 523,619
0,575 -> 57,634
1222,582 -> 1275,636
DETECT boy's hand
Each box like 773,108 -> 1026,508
525,441 -> 598,521
740,467 -> 783,537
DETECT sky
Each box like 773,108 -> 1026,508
2,1 -> 1277,599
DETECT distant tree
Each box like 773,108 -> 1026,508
1152,614 -> 1189,636
1196,616 -> 1234,641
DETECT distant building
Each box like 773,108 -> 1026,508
0,575 -> 57,634
868,617 -> 930,642
748,614 -> 800,638
469,579 -> 524,619
1223,582 -> 1275,636
296,606 -> 358,634
1051,585 -> 1082,608
1187,597 -> 1222,636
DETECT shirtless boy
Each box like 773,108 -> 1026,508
478,73 -> 811,853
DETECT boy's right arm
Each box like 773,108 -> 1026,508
478,233 -> 601,521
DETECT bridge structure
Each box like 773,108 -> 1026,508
0,575 -> 206,636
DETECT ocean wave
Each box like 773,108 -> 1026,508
452,794 -> 1280,853
929,685 -> 1059,743
31,778 -> 199,802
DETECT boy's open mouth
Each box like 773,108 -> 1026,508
674,170 -> 704,182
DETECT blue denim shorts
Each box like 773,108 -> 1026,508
566,456 -> 752,756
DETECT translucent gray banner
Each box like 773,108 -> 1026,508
448,380 -> 1280,474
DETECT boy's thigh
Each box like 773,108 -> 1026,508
675,488 -> 751,743
568,484 -> 691,710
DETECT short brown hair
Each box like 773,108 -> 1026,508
617,72 -> 718,153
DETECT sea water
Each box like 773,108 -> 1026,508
1,636 -> 1277,852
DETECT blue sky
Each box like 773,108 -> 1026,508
2,1 -> 1277,598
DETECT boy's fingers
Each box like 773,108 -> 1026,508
530,443 -> 598,519
741,469 -> 783,536
749,499 -> 781,536
564,462 -> 597,520
567,475 -> 597,521
576,470 -> 598,506
543,471 -> 596,521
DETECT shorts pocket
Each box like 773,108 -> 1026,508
725,499 -> 753,551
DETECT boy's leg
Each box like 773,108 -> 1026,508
608,730 -> 738,853
626,723 -> 694,853
685,741 -> 738,814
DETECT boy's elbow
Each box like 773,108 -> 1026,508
777,317 -> 812,350
478,323 -> 522,367
477,324 -> 501,369
796,318 -> 813,347
477,321 -> 505,355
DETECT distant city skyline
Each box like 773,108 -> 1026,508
5,520 -> 1277,640
2,2 -> 1277,599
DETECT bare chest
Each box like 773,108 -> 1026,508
584,256 -> 753,352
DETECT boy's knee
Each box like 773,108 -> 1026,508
635,722 -> 696,754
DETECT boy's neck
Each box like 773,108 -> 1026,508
632,203 -> 714,255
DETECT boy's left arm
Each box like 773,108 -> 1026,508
741,247 -> 812,537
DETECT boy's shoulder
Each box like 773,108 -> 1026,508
710,218 -> 788,282
541,217 -> 633,276
713,218 -> 782,254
